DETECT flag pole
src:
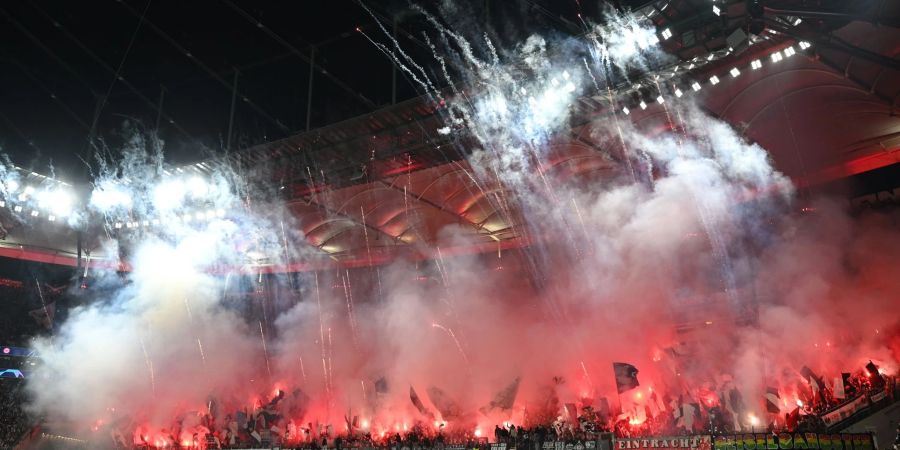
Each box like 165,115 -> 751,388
612,363 -> 624,419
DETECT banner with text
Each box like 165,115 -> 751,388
713,433 -> 874,450
615,434 -> 873,450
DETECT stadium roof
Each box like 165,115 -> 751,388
1,1 -> 899,270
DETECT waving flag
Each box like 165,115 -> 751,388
765,386 -> 781,413
427,386 -> 463,419
480,377 -> 521,415
613,362 -> 640,393
800,366 -> 824,393
409,386 -> 433,418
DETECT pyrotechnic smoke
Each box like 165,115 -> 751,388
18,3 -> 900,445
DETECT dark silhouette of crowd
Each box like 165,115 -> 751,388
0,379 -> 33,449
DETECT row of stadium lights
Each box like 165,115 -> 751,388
113,208 -> 226,230
0,180 -> 73,223
712,1 -> 805,26
0,178 -> 228,230
621,25 -> 812,115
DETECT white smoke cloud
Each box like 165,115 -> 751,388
17,4 -> 900,445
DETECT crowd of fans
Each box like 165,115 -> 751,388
0,378 -> 34,449
0,366 -> 893,449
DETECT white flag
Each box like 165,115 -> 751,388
833,376 -> 845,399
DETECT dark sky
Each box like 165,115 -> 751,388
0,0 -> 599,182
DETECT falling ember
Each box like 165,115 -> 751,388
139,338 -> 156,393
580,360 -> 593,392
259,321 -> 272,378
313,271 -> 330,397
182,297 -> 194,323
431,322 -> 472,370
298,356 -> 307,383
196,338 -> 206,366
327,326 -> 335,391
796,399 -> 803,407
342,271 -> 360,349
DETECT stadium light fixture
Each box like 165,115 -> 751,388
751,59 -> 762,70
730,67 -> 741,77
48,215 -> 56,222
709,75 -> 720,85
639,101 -> 647,110
692,82 -> 702,91
793,18 -> 802,26
30,210 -> 39,217
656,95 -> 665,104
13,205 -> 22,213
39,189 -> 72,217
771,51 -> 783,62
783,46 -> 796,57
661,28 -> 673,40
622,106 -> 630,115
798,41 -> 811,49
0,201 -> 4,208
674,88 -> 683,98
712,5 -> 721,16
91,185 -> 132,210
115,222 -> 123,229
187,176 -> 208,198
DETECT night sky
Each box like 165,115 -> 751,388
0,0 -> 599,181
